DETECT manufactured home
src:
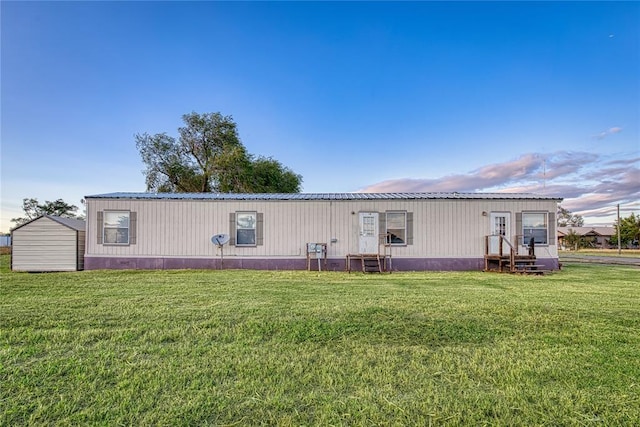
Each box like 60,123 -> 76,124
11,215 -> 86,272
84,192 -> 561,272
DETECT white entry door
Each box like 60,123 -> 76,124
489,212 -> 511,254
359,212 -> 379,254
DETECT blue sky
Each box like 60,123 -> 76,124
1,1 -> 638,232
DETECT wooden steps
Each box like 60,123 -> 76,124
346,254 -> 383,273
485,254 -> 551,275
509,257 -> 549,275
508,262 -> 550,275
361,255 -> 382,273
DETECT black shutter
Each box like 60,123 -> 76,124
516,212 -> 522,246
548,212 -> 556,245
97,211 -> 103,244
407,212 -> 414,245
256,213 -> 264,246
229,213 -> 236,246
129,211 -> 137,245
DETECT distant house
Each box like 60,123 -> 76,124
11,215 -> 86,272
84,192 -> 561,272
557,226 -> 615,249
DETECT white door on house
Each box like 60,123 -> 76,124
489,212 -> 511,254
359,212 -> 379,254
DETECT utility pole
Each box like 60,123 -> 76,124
617,203 -> 621,255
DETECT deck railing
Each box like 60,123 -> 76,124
379,233 -> 392,272
485,235 -> 520,272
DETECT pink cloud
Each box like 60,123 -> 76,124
594,126 -> 623,140
359,153 -> 546,193
359,151 -> 639,224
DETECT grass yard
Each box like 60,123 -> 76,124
559,249 -> 640,258
1,255 -> 639,426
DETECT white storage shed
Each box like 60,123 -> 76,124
11,215 -> 86,272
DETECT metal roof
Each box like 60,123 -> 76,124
46,215 -> 86,231
11,215 -> 85,232
85,192 -> 561,201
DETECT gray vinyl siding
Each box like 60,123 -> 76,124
86,197 -> 559,261
11,217 -> 82,272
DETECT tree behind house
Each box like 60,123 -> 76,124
610,213 -> 640,248
564,229 -> 582,250
11,198 -> 80,227
135,112 -> 302,193
557,206 -> 584,227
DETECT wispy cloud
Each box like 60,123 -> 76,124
359,154 -> 545,193
359,151 -> 640,223
594,126 -> 623,140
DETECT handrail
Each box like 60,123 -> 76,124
500,236 -> 516,272
379,233 -> 392,272
485,235 -> 516,256
485,235 -> 517,272
501,236 -> 515,251
484,235 -> 537,273
508,237 -> 515,272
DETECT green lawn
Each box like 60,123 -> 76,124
560,249 -> 640,258
1,255 -> 639,426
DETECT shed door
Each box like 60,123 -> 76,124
359,212 -> 378,254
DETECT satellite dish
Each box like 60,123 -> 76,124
211,234 -> 230,246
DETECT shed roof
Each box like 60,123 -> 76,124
11,215 -> 85,232
86,192 -> 561,201
47,215 -> 86,231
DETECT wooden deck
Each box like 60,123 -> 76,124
484,235 -> 551,275
345,234 -> 394,273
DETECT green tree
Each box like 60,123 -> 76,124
557,206 -> 584,227
135,112 -> 302,193
248,156 -> 302,193
566,233 -> 596,250
563,229 -> 582,250
11,198 -> 80,227
611,213 -> 640,248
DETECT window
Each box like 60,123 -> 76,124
236,212 -> 257,246
386,211 -> 407,245
104,211 -> 130,244
522,212 -> 548,245
229,212 -> 263,246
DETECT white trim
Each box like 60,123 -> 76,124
521,211 -> 550,246
235,211 -> 257,247
103,210 -> 130,245
385,211 -> 408,246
